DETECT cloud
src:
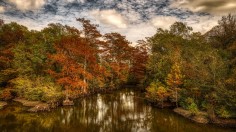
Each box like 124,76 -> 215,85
171,0 -> 236,15
185,15 -> 220,33
91,9 -> 127,29
124,23 -> 156,45
151,16 -> 179,29
0,0 -> 225,44
0,6 -> 4,13
8,0 -> 46,11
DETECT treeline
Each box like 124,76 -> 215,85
1,14 -> 235,120
145,14 -> 236,119
0,18 -> 147,102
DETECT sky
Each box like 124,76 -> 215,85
0,0 -> 236,44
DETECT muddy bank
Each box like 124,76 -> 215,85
13,98 -> 50,112
174,107 -> 236,128
0,101 -> 7,110
213,118 -> 236,128
174,107 -> 209,124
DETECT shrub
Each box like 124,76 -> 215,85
188,102 -> 199,115
146,82 -> 158,101
11,76 -> 62,102
0,88 -> 13,101
182,97 -> 199,115
216,106 -> 230,118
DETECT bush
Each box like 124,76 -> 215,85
188,102 -> 199,115
181,97 -> 199,115
146,82 -> 170,105
146,82 -> 158,101
216,106 -> 230,118
0,88 -> 13,101
11,76 -> 62,102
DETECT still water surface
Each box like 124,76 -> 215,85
0,88 -> 235,132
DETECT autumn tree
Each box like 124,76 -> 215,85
76,18 -> 104,91
156,86 -> 170,108
206,14 -> 236,116
48,27 -> 93,98
129,40 -> 149,85
0,22 -> 29,86
103,33 -> 132,87
166,61 -> 183,107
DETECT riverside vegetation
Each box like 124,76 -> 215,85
0,14 -> 236,127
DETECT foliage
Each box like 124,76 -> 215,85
0,88 -> 14,101
0,14 -> 236,120
188,102 -> 199,116
166,62 -> 183,107
182,97 -> 199,115
216,106 -> 230,118
145,15 -> 236,118
146,82 -> 170,107
146,82 -> 158,101
11,76 -> 62,102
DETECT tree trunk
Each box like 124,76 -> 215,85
161,99 -> 163,108
83,56 -> 87,93
175,88 -> 178,107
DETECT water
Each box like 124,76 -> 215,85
0,88 -> 235,132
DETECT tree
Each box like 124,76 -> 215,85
170,22 -> 192,38
103,33 -> 132,87
48,34 -> 92,98
76,18 -> 103,91
0,22 -> 29,87
166,62 -> 183,107
129,40 -> 149,85
156,86 -> 169,108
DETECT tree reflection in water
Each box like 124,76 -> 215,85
0,89 -> 235,132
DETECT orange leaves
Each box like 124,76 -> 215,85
166,63 -> 183,88
0,88 -> 13,101
48,34 -> 92,96
129,41 -> 149,82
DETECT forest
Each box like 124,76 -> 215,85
0,14 -> 236,122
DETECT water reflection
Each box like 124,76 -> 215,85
0,89 -> 235,132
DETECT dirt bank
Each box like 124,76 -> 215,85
13,98 -> 50,112
174,107 -> 209,124
0,101 -> 7,110
174,107 -> 236,128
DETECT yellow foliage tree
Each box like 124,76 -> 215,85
156,86 -> 170,108
166,62 -> 183,107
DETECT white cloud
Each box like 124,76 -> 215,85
151,16 -> 179,29
124,23 -> 156,45
185,15 -> 220,33
150,15 -> 220,34
9,0 -> 46,11
171,0 -> 236,15
91,9 -> 127,29
64,0 -> 76,2
0,6 -> 5,13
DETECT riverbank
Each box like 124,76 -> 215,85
1,88 -> 234,132
13,98 -> 51,112
174,107 -> 236,128
0,101 -> 7,110
174,107 -> 209,124
10,87 -> 123,112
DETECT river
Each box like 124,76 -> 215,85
0,88 -> 235,132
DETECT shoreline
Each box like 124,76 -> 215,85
0,101 -> 7,110
10,87 -> 122,112
1,88 -> 236,128
173,107 -> 236,128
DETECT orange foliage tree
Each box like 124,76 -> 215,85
129,40 -> 149,84
102,33 -> 132,87
48,29 -> 93,98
